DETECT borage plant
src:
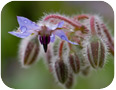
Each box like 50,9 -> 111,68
8,14 -> 114,88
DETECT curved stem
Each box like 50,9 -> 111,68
101,23 -> 114,56
90,16 -> 96,35
74,14 -> 89,20
95,19 -> 114,56
44,14 -> 89,33
44,14 -> 82,29
101,23 -> 114,47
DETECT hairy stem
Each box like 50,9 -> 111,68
101,23 -> 114,56
101,23 -> 114,47
90,16 -> 96,35
44,14 -> 89,33
74,14 -> 89,20
95,19 -> 114,56
44,14 -> 82,28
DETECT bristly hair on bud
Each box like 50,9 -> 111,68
59,41 -> 70,62
86,35 -> 108,69
19,35 -> 40,68
51,38 -> 61,57
50,40 -> 70,84
82,15 -> 108,69
64,72 -> 74,89
53,59 -> 69,84
69,53 -> 80,74
73,45 -> 91,76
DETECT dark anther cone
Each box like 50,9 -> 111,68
39,36 -> 50,53
43,44 -> 48,52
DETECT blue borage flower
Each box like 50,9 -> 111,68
8,16 -> 78,52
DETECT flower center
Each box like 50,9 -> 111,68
39,35 -> 50,52
38,25 -> 53,52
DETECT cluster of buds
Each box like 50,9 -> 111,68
8,13 -> 114,88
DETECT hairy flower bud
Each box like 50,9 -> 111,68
54,60 -> 68,83
73,45 -> 91,76
58,41 -> 70,63
86,35 -> 106,68
69,53 -> 80,73
19,35 -> 40,67
65,73 -> 74,89
52,38 -> 61,56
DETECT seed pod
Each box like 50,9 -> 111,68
54,60 -> 68,83
87,35 -> 106,68
19,35 -> 40,67
69,53 -> 80,73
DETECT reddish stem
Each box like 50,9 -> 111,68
95,19 -> 114,56
59,41 -> 64,60
74,14 -> 89,20
44,14 -> 89,33
44,14 -> 82,29
90,16 -> 96,35
101,23 -> 114,47
101,23 -> 114,56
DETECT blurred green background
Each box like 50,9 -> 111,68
1,1 -> 114,89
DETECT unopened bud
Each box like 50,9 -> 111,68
58,41 -> 70,62
54,60 -> 68,83
69,53 -> 80,73
72,45 -> 91,75
19,35 -> 40,67
52,38 -> 60,56
65,73 -> 74,89
52,39 -> 70,60
86,35 -> 106,68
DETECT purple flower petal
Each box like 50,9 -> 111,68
57,21 -> 64,28
49,21 -> 64,30
8,31 -> 31,38
54,30 -> 78,45
17,16 -> 39,32
50,34 -> 55,42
